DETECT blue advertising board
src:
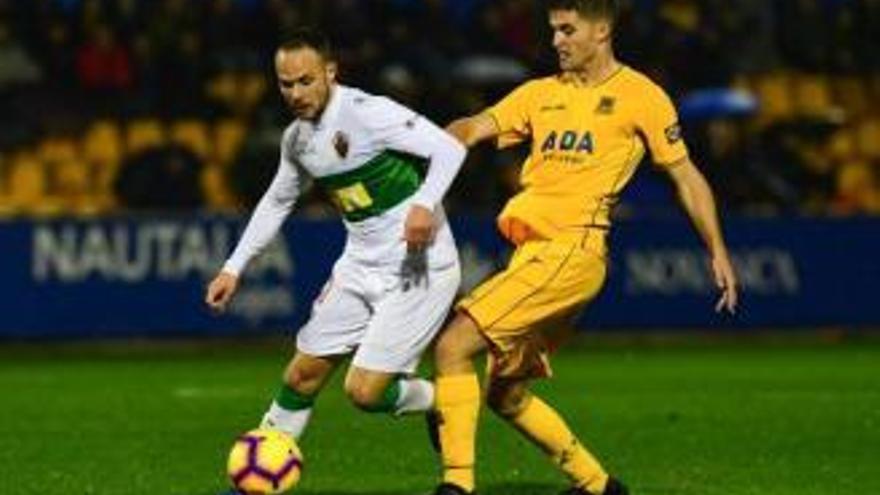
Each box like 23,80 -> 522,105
1,215 -> 878,337
584,216 -> 880,328
1,216 -> 342,338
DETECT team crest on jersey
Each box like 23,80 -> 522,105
595,96 -> 616,115
664,123 -> 682,144
333,131 -> 350,158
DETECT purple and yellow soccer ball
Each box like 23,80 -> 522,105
227,429 -> 303,494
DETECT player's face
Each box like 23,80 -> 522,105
549,9 -> 611,72
275,47 -> 337,121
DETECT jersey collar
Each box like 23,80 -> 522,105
316,84 -> 345,130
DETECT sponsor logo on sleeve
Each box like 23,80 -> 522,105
664,123 -> 682,144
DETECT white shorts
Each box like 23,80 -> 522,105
296,258 -> 460,374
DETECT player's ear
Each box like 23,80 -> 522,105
325,61 -> 338,84
595,19 -> 612,42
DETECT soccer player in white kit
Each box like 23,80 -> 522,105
205,29 -> 466,439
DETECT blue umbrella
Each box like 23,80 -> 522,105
678,88 -> 758,121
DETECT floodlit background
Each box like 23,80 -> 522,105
0,1 -> 877,494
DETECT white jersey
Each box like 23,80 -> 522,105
224,85 -> 466,275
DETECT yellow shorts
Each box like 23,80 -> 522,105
457,233 -> 607,379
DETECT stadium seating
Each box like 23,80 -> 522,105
793,74 -> 834,117
1,0 -> 878,217
201,164 -> 236,210
856,119 -> 880,159
753,72 -> 794,124
835,160 -> 879,214
170,119 -> 212,160
833,76 -> 869,119
125,118 -> 166,156
82,119 -> 123,170
8,151 -> 52,215
213,118 -> 247,167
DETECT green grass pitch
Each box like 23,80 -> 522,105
0,338 -> 877,495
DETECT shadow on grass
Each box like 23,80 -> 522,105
209,481 -> 695,495
481,482 -> 560,494
300,482 -> 559,495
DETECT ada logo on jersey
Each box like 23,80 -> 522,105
333,131 -> 350,158
541,130 -> 594,154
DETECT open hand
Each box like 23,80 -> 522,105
402,204 -> 435,252
711,253 -> 738,314
205,271 -> 240,313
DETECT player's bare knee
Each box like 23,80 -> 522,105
486,380 -> 530,418
285,362 -> 325,396
435,313 -> 484,371
343,380 -> 383,410
434,329 -> 462,369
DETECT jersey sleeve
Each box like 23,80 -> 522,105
358,95 -> 431,157
357,96 -> 466,210
486,80 -> 538,148
636,83 -> 689,167
223,126 -> 301,276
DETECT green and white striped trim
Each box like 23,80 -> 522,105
315,150 -> 426,222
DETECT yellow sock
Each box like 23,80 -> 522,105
435,374 -> 480,492
509,396 -> 608,494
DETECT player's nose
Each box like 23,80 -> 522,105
552,32 -> 565,48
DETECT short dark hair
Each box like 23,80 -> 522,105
277,28 -> 335,61
545,0 -> 618,23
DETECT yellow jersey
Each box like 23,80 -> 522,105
487,65 -> 688,246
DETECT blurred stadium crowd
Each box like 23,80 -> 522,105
0,0 -> 878,217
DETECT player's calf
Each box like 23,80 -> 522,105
261,352 -> 338,439
345,368 -> 434,415
485,378 -> 531,418
260,384 -> 315,439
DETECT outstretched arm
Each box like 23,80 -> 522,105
665,158 -> 738,314
446,113 -> 500,148
206,147 -> 301,313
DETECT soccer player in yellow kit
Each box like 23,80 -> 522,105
428,1 -> 739,495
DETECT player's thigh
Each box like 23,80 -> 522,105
296,269 -> 372,358
461,240 -> 606,351
353,263 -> 461,374
457,241 -> 561,338
434,311 -> 491,372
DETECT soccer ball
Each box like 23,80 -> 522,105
227,428 -> 303,494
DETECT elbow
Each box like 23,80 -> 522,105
428,135 -> 467,175
450,136 -> 467,164
445,118 -> 474,147
437,123 -> 468,164
267,192 -> 297,211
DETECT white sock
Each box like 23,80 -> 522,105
394,378 -> 435,416
260,401 -> 312,439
